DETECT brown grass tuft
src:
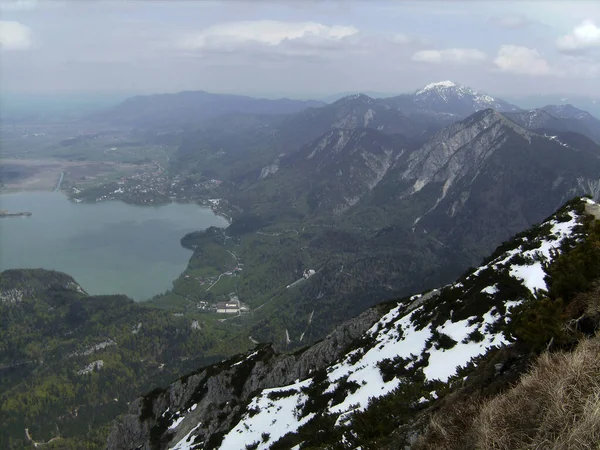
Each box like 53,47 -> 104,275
415,337 -> 600,450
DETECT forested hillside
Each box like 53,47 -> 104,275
0,270 -> 241,449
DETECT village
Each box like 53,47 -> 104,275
67,160 -> 226,207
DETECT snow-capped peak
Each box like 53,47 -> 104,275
419,81 -> 457,92
409,81 -> 521,113
417,80 -> 460,95
414,81 -> 474,104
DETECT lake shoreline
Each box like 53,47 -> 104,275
63,193 -> 234,225
0,190 -> 228,301
1,187 -> 232,225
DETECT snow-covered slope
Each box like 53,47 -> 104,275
150,198 -> 594,450
379,81 -> 521,119
413,81 -> 518,113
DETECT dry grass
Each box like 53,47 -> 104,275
415,337 -> 600,450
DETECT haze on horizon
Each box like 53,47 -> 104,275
1,0 -> 600,99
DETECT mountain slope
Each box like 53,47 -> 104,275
106,197 -> 599,450
506,93 -> 600,118
504,106 -> 600,143
275,93 -> 430,145
169,94 -> 432,183
363,108 -> 600,258
542,104 -> 600,143
379,81 -> 521,118
237,127 -> 415,217
171,108 -> 600,355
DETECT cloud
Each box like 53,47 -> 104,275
557,20 -> 600,52
411,48 -> 487,64
179,20 -> 358,52
0,20 -> 32,50
489,14 -> 532,29
493,45 -> 551,76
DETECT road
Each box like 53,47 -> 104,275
53,171 -> 65,192
205,273 -> 224,292
206,250 -> 239,292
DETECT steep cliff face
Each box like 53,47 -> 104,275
108,198 -> 596,450
107,307 -> 381,450
399,109 -> 527,199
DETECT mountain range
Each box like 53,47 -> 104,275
94,80 -> 523,132
85,80 -> 600,350
242,104 -> 600,249
89,91 -> 326,128
4,81 -> 600,448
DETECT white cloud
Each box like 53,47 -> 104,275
493,45 -> 552,76
411,48 -> 487,64
179,20 -> 358,51
557,20 -> 600,52
490,15 -> 532,29
0,20 -> 32,50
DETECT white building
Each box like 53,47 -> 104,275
216,300 -> 240,314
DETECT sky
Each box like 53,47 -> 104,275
1,0 -> 600,99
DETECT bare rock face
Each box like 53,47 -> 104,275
400,109 -> 524,198
106,307 -> 381,450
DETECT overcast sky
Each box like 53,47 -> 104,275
1,0 -> 600,98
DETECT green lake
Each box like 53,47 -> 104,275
0,192 -> 228,300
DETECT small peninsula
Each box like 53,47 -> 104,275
0,209 -> 32,218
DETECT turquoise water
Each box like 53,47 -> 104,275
0,192 -> 228,300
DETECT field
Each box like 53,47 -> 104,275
1,122 -> 176,166
0,158 -> 147,192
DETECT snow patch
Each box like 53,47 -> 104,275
417,81 -> 457,94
